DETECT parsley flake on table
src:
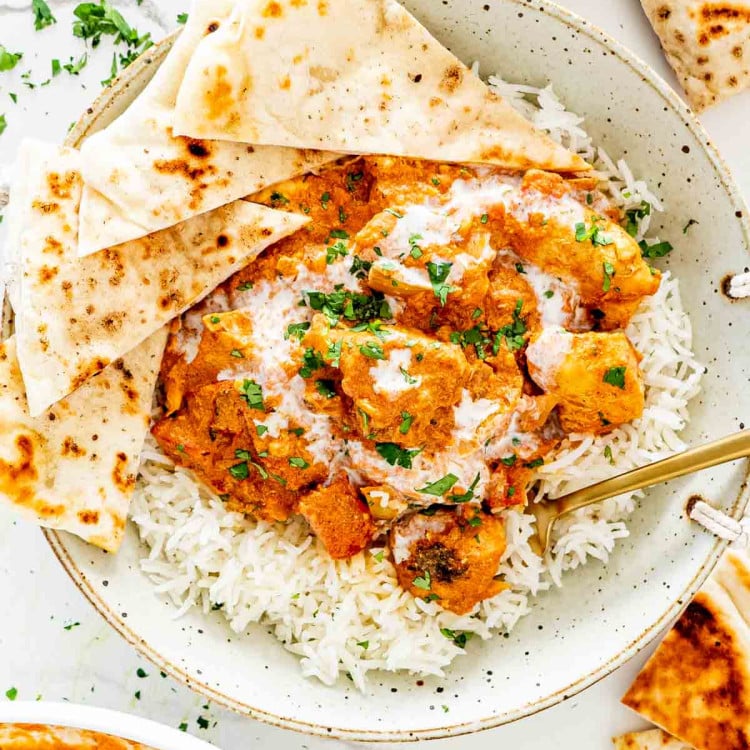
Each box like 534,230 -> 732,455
0,115 -> 7,137
32,0 -> 56,30
0,47 -> 22,72
5,686 -> 18,700
440,628 -> 472,648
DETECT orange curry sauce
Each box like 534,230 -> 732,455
153,157 -> 658,614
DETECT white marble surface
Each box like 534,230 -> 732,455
0,1 -> 748,748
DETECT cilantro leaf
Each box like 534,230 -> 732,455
417,473 -> 459,497
32,0 -> 56,30
375,442 -> 423,469
0,47 -> 22,72
602,366 -> 627,389
426,261 -> 454,306
238,379 -> 264,410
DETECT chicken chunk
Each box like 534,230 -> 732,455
298,475 -> 375,559
488,171 -> 660,330
390,507 -> 507,615
152,382 -> 300,521
304,316 -> 470,448
526,328 -> 645,434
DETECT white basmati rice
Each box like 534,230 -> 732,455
130,77 -> 702,689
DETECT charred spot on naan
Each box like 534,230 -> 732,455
112,450 -> 135,494
71,358 -> 112,391
47,169 -> 80,200
61,436 -> 86,457
77,509 -> 100,525
42,236 -> 64,256
263,0 -> 284,17
439,64 -> 465,94
32,200 -> 60,215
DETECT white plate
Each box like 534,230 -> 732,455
45,0 -> 750,742
0,702 -> 215,749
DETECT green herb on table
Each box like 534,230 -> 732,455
136,667 -> 148,678
63,621 -> 80,631
197,717 -> 209,730
683,218 -> 698,234
0,47 -> 22,72
178,722 -> 188,732
32,0 -> 56,30
177,12 -> 189,24
63,53 -> 88,75
0,115 -> 6,137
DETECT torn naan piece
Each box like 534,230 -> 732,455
76,0 -> 336,257
622,549 -> 750,750
172,0 -> 588,173
0,330 -> 166,554
13,140 -> 308,417
614,728 -> 694,749
640,1 -> 750,110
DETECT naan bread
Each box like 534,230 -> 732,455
76,0 -> 336,257
640,1 -> 750,110
172,0 -> 587,173
0,724 -> 152,749
622,549 -> 750,750
10,140 -> 307,417
0,331 -> 165,553
614,728 -> 694,749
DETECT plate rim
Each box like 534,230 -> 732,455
46,0 -> 750,741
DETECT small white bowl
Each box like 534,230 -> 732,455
0,703 -> 216,750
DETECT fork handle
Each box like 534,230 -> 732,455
554,429 -> 750,516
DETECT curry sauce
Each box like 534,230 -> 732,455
152,156 -> 658,614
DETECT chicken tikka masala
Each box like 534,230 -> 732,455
153,157 -> 658,615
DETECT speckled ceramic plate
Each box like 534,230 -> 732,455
44,0 -> 750,742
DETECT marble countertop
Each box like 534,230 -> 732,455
0,1 -> 747,748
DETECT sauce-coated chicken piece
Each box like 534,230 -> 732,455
298,474 -> 375,559
303,315 -> 470,449
526,327 -> 645,434
152,382 -> 302,521
390,507 -> 507,615
488,170 -> 659,330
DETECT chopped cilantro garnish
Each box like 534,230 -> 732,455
494,299 -> 527,353
51,58 -> 61,76
440,628 -> 472,649
63,621 -> 80,630
412,570 -> 431,590
602,261 -> 615,292
575,218 -> 613,247
229,462 -> 249,480
384,208 -> 403,219
515,262 -> 526,274
177,12 -> 189,24
375,442 -> 422,469
32,0 -> 56,30
356,640 -> 369,649
604,445 -> 614,465
255,424 -> 268,437
329,228 -> 349,240
238,379 -> 264,410
136,667 -> 148,678
325,240 -> 348,264
178,722 -> 188,732
5,687 -> 17,700
417,473 -> 459,497
288,456 -> 309,469
359,341 -> 385,360
426,261 -> 454,306
468,515 -> 482,527
408,233 -> 423,259
0,47 -> 22,72
623,200 -> 651,237
230,348 -> 244,358
236,281 -> 253,291
197,717 -> 209,730
400,366 -> 418,384
603,366 -> 627,389
500,455 -> 517,467
315,379 -> 337,399
543,290 -> 554,299
449,473 -> 481,503
345,171 -> 364,192
325,340 -> 342,367
299,347 -> 325,378
285,321 -> 310,340
349,256 -> 372,279
639,239 -> 673,258
270,191 -> 289,205
399,411 -> 413,434
524,457 -> 544,469
480,213 -> 489,224
373,549 -> 385,562
338,205 -> 347,224
304,288 -> 391,325
321,191 -> 331,209
0,114 -> 6,136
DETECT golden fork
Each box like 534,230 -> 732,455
528,429 -> 750,556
